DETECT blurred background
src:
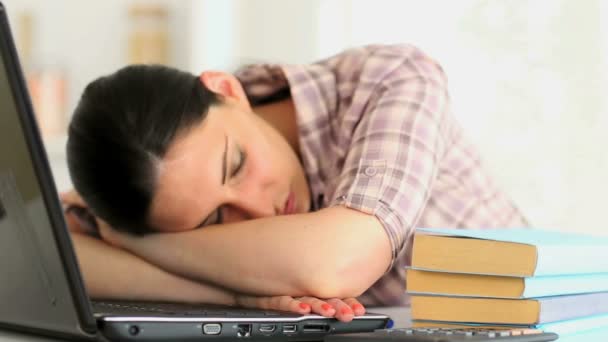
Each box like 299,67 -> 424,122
3,0 -> 607,234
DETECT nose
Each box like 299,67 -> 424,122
222,195 -> 278,223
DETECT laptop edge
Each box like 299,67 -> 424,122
0,2 -> 98,339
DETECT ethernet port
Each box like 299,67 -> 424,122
237,324 -> 252,337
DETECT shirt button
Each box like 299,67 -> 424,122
364,166 -> 377,177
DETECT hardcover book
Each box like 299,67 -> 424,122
410,292 -> 608,325
411,228 -> 608,277
406,269 -> 608,298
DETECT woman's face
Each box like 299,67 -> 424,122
148,79 -> 310,232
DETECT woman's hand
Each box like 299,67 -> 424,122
235,295 -> 366,322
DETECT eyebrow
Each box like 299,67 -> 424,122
194,134 -> 228,229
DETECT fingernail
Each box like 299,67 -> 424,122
341,308 -> 353,315
321,304 -> 332,311
299,303 -> 310,310
352,304 -> 364,311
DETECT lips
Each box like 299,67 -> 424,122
283,191 -> 296,215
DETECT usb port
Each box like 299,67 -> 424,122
283,324 -> 297,333
303,324 -> 330,333
259,324 -> 276,333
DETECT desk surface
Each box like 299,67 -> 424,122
0,307 -> 411,341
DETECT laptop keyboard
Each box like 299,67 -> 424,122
91,301 -> 293,318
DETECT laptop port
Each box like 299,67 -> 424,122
128,325 -> 140,336
202,323 -> 221,335
237,324 -> 252,337
259,324 -> 276,333
303,323 -> 330,333
283,324 -> 297,333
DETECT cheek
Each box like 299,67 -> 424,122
149,186 -> 215,233
241,153 -> 273,188
241,120 -> 292,186
247,143 -> 284,181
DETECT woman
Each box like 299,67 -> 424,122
62,44 -> 527,322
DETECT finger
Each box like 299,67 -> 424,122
235,295 -> 270,309
265,296 -> 307,314
289,298 -> 312,314
270,295 -> 312,314
342,298 -> 366,316
326,298 -> 354,323
297,297 -> 336,317
238,296 -> 310,315
236,295 -> 275,310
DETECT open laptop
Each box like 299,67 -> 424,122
0,3 -> 390,341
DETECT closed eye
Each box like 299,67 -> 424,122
198,143 -> 247,229
231,147 -> 247,178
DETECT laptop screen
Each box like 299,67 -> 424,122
0,5 -> 96,337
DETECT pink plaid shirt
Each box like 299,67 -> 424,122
236,44 -> 528,306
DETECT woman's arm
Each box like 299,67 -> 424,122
61,190 -> 235,304
101,205 -> 392,300
71,232 -> 237,305
63,194 -> 364,321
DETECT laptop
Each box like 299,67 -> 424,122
0,3 -> 390,341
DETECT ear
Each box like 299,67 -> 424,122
199,71 -> 251,109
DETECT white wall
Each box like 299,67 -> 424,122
2,0 -> 194,191
290,0 -> 608,234
4,0 -> 607,234
3,0 -> 193,115
188,0 -> 324,72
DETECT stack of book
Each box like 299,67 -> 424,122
407,228 -> 608,341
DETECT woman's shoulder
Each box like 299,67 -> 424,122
310,44 -> 443,87
317,44 -> 430,68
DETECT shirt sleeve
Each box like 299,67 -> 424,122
328,47 -> 450,270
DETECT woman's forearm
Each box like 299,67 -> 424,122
70,233 -> 236,305
117,206 -> 392,299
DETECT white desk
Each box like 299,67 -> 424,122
0,307 -> 411,341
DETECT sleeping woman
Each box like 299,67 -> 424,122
61,44 -> 527,322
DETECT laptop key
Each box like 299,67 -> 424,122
325,327 -> 559,341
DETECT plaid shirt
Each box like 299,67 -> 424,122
236,44 -> 528,306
